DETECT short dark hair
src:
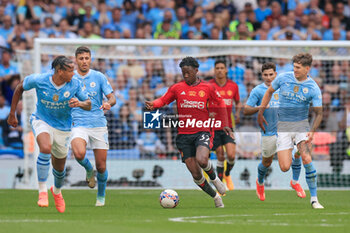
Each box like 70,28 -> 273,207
179,57 -> 199,68
75,46 -> 91,57
261,62 -> 276,72
292,53 -> 313,67
51,56 -> 73,72
215,60 -> 226,67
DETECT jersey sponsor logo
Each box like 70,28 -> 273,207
90,82 -> 96,88
53,94 -> 59,101
189,91 -> 197,96
274,93 -> 279,100
293,86 -> 299,93
199,90 -> 205,97
180,99 -> 205,109
64,91 -> 70,98
227,90 -> 233,96
181,91 -> 186,95
40,99 -> 69,109
223,99 -> 232,106
302,88 -> 308,94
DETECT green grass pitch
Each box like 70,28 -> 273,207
0,189 -> 349,233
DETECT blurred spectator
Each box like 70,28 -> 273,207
121,0 -> 140,37
80,21 -> 101,39
323,18 -> 346,40
1,100 -> 23,149
266,1 -> 282,24
40,1 -> 62,25
229,11 -> 254,39
182,0 -> 197,17
137,128 -> 166,159
41,17 -> 57,36
254,0 -> 272,23
0,50 -> 18,84
234,0 -> 258,13
0,93 -> 10,147
322,2 -> 333,29
95,1 -> 112,27
17,0 -> 43,23
335,2 -> 350,31
255,20 -> 270,40
82,1 -> 98,25
154,10 -> 181,39
56,18 -> 78,38
67,1 -> 84,32
0,15 -> 13,47
214,0 -> 236,17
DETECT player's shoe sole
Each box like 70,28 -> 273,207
290,181 -> 306,198
311,201 -> 324,209
214,195 -> 224,208
37,192 -> 49,207
211,177 -> 226,195
50,186 -> 65,213
86,170 -> 96,189
224,175 -> 234,191
256,179 -> 265,201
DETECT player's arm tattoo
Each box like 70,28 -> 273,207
311,106 -> 323,132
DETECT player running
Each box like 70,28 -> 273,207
145,57 -> 233,208
7,56 -> 91,213
244,62 -> 305,201
71,46 -> 116,207
209,60 -> 241,191
257,53 -> 324,209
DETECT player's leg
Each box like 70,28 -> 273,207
215,146 -> 225,180
93,149 -> 108,206
223,142 -> 235,191
256,135 -> 275,201
290,146 -> 306,198
184,157 -> 223,208
32,119 -> 54,207
36,132 -> 52,207
49,129 -> 70,213
71,128 -> 94,188
212,131 -> 225,181
297,139 -> 323,209
276,132 -> 294,172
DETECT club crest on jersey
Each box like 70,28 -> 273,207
64,91 -> 70,98
274,93 -> 279,100
53,94 -> 59,101
199,90 -> 205,97
220,90 -> 225,96
90,82 -> 96,88
303,88 -> 308,94
227,90 -> 233,96
293,86 -> 299,93
189,91 -> 197,96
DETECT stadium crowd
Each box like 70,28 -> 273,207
0,0 -> 349,165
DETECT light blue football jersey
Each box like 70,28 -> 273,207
246,83 -> 279,136
271,71 -> 322,122
23,72 -> 89,131
72,69 -> 113,128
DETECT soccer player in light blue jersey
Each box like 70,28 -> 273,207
244,62 -> 305,201
71,46 -> 116,207
7,56 -> 91,213
258,53 -> 324,209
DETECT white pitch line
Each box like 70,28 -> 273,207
0,219 -> 63,223
168,212 -> 349,227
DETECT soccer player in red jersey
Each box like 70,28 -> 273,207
208,60 -> 241,191
145,57 -> 233,208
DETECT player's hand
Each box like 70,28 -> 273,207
257,112 -> 268,133
145,101 -> 154,110
100,102 -> 111,110
305,131 -> 314,144
69,98 -> 80,108
223,126 -> 235,139
7,113 -> 18,128
235,114 -> 240,124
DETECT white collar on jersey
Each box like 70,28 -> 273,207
50,76 -> 66,90
293,74 -> 311,84
75,69 -> 91,79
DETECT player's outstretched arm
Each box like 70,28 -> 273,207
7,80 -> 24,127
243,104 -> 260,116
100,93 -> 116,110
257,86 -> 275,132
306,106 -> 323,143
69,98 -> 91,110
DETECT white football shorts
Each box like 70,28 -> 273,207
261,135 -> 277,158
71,127 -> 109,150
276,120 -> 310,152
31,118 -> 70,159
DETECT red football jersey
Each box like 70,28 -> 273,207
153,80 -> 228,134
209,79 -> 240,129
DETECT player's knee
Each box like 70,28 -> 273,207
302,155 -> 312,165
96,164 -> 106,173
197,158 -> 208,168
280,165 -> 290,172
39,144 -> 51,154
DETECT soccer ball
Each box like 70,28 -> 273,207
159,189 -> 179,208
